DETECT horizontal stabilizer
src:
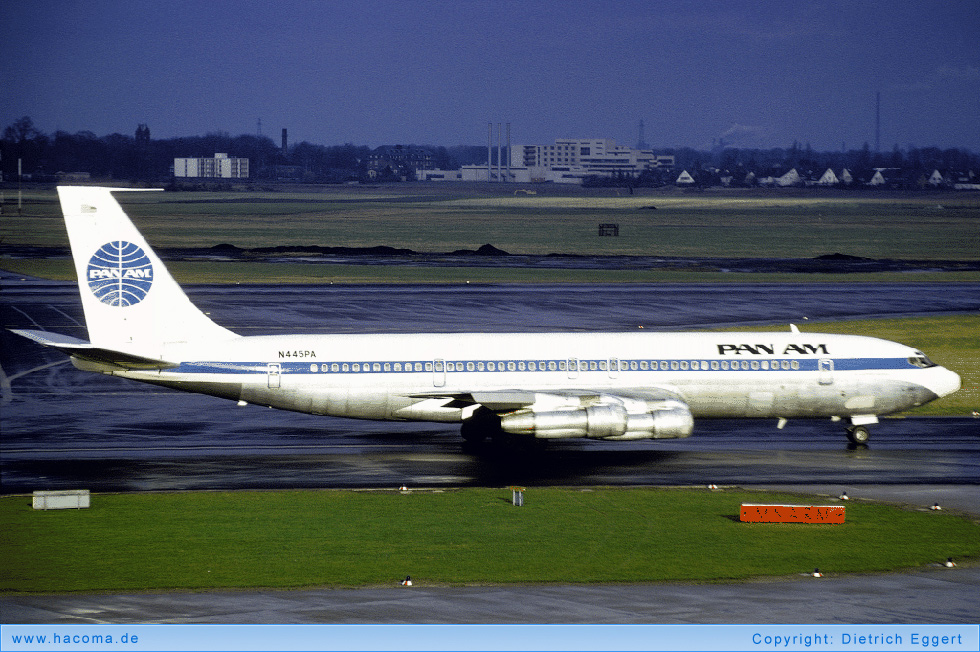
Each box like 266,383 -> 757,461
10,329 -> 178,370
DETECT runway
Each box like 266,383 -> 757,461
2,278 -> 978,493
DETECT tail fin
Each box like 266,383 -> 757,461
57,186 -> 236,355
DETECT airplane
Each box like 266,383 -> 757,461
11,186 -> 961,448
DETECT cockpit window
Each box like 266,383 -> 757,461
908,353 -> 937,368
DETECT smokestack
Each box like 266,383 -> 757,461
506,123 -> 511,181
497,123 -> 502,183
488,122 -> 492,182
282,128 -> 288,154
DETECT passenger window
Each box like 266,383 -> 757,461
466,362 -> 474,372
761,360 -> 769,370
589,361 -> 598,371
518,361 -> 526,371
721,361 -> 728,370
559,361 -> 567,371
426,362 -> 434,372
751,361 -> 759,370
373,363 -> 381,372
671,361 -> 679,370
330,363 -> 339,372
791,360 -> 800,370
353,363 -> 360,372
680,361 -> 689,370
630,361 -> 638,371
549,361 -> 557,371
508,362 -> 516,371
529,361 -> 537,371
711,360 -> 719,370
640,361 -> 649,370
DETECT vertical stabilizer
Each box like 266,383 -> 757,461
57,186 -> 236,355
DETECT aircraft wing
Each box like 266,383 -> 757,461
407,387 -> 694,440
410,387 -> 687,411
10,329 -> 179,370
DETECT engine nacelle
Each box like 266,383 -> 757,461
499,400 -> 693,440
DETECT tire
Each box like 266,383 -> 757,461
847,425 -> 870,445
461,407 -> 502,443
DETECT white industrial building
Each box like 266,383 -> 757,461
173,153 -> 249,179
417,138 -> 674,184
520,138 -> 674,183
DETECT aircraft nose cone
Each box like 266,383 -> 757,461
930,367 -> 961,399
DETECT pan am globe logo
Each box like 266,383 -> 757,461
87,241 -> 154,307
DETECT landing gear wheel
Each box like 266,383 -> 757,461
846,425 -> 870,445
461,407 -> 502,448
460,419 -> 488,444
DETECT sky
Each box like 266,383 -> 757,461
3,0 -> 979,152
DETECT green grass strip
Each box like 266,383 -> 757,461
2,488 -> 978,593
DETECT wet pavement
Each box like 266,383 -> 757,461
2,279 -> 978,493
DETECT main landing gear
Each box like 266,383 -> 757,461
460,407 -> 501,445
845,416 -> 877,445
460,407 -> 544,453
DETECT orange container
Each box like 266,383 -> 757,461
740,503 -> 845,524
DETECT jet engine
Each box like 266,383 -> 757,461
499,399 -> 693,440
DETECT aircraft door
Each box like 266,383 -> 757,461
433,359 -> 446,387
818,358 -> 834,385
608,357 -> 620,378
267,363 -> 282,389
567,358 -> 579,379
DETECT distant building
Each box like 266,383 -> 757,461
368,145 -> 433,178
815,169 -> 839,186
675,170 -> 695,185
419,138 -> 673,185
519,138 -> 674,184
173,153 -> 249,178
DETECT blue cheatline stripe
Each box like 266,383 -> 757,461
169,357 -> 914,375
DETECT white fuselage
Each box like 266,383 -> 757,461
85,330 -> 959,434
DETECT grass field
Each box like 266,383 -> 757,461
2,185 -> 978,259
2,487 -> 978,593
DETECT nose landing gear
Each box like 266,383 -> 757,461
846,425 -> 870,445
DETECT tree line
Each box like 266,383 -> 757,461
3,116 -> 977,185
